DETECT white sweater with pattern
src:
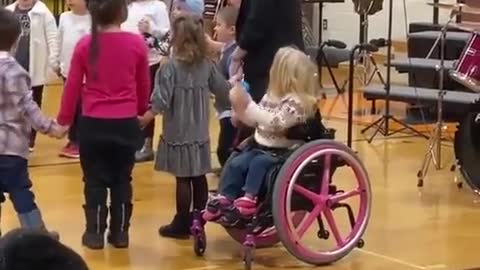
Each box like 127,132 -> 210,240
242,94 -> 307,148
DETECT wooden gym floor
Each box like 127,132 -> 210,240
5,73 -> 480,270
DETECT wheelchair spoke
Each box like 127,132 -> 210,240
323,208 -> 344,246
320,154 -> 332,195
296,205 -> 322,240
293,184 -> 319,204
330,189 -> 362,205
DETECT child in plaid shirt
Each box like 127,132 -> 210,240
0,7 -> 66,239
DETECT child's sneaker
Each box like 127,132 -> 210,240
202,195 -> 232,221
234,196 -> 257,217
59,142 -> 79,159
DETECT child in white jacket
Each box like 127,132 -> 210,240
122,0 -> 170,163
6,0 -> 59,151
57,0 -> 91,159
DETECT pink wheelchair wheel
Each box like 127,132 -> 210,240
224,211 -> 306,248
272,140 -> 372,265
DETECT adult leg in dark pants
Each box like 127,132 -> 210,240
217,117 -> 238,167
0,156 -> 58,239
79,117 -> 141,249
29,85 -> 44,151
135,63 -> 160,162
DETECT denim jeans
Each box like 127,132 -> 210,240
220,149 -> 280,200
0,155 -> 37,213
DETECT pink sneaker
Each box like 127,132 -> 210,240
233,196 -> 257,216
202,195 -> 232,221
59,142 -> 80,159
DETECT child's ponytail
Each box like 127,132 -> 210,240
87,0 -> 99,79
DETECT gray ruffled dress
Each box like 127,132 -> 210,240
150,58 -> 231,178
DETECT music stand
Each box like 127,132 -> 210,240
360,0 -> 425,142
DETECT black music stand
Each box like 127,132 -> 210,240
360,0 -> 424,142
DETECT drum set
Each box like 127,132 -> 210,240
426,2 -> 480,196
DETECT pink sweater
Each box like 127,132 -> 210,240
57,32 -> 150,125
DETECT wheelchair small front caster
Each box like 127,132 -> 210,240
191,215 -> 206,256
357,239 -> 365,248
450,164 -> 456,172
193,231 -> 206,256
243,247 -> 254,270
416,171 -> 423,187
317,229 -> 329,240
243,234 -> 255,270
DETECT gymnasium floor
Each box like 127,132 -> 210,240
6,78 -> 480,270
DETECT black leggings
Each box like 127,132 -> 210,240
79,116 -> 143,207
175,176 -> 208,217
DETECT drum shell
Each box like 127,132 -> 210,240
450,32 -> 480,92
455,111 -> 480,194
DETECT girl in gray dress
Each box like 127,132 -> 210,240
139,15 -> 232,239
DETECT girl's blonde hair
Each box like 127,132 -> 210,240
171,15 -> 207,64
267,47 -> 318,117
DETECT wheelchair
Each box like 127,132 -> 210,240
190,110 -> 372,269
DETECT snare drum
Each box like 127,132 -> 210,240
450,32 -> 480,92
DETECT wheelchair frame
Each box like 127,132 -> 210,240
191,125 -> 372,270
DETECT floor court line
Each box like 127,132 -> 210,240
184,266 -> 221,270
357,248 -> 447,270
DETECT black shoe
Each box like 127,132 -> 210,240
107,203 -> 132,248
158,214 -> 191,239
82,205 -> 107,250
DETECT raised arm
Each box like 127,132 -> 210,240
150,61 -> 175,114
6,71 -> 53,133
57,42 -> 86,126
150,1 -> 170,39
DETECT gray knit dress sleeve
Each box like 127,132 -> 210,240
151,62 -> 175,114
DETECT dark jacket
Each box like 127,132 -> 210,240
236,0 -> 304,79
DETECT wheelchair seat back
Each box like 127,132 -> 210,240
286,110 -> 336,142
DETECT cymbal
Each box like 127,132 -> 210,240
451,22 -> 480,32
427,2 -> 480,15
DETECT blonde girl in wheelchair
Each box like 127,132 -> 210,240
203,46 -> 318,223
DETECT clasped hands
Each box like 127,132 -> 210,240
49,120 -> 69,139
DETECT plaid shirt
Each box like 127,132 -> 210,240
0,52 -> 54,159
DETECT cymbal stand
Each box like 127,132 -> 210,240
416,12 -> 456,187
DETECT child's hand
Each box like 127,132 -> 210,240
138,111 -> 155,129
138,18 -> 151,34
229,59 -> 242,80
230,84 -> 251,112
49,121 -> 69,139
228,73 -> 242,85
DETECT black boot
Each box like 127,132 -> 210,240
107,203 -> 132,248
82,205 -> 108,250
18,208 -> 59,240
158,214 -> 191,239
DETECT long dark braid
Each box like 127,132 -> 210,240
88,0 -> 100,79
85,0 -> 128,79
